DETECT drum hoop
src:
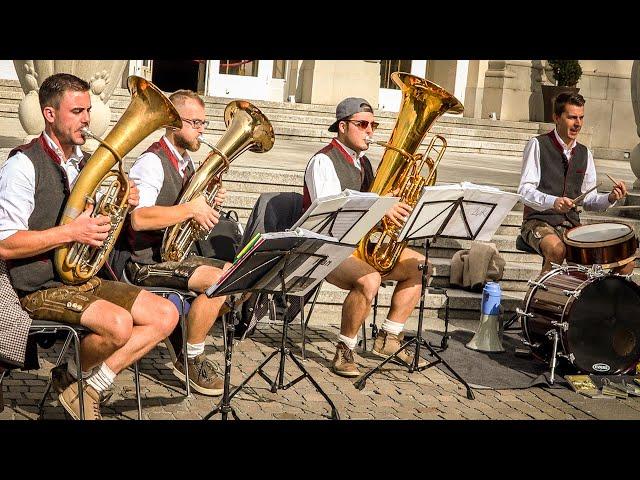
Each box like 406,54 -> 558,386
563,223 -> 635,248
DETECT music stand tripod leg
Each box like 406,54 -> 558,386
204,295 -> 241,420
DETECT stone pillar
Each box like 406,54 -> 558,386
12,60 -> 128,150
630,60 -> 640,190
480,60 -> 544,122
296,60 -> 380,107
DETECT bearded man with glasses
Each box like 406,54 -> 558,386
302,97 -> 429,378
124,89 -> 230,396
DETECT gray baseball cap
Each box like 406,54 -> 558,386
328,97 -> 374,132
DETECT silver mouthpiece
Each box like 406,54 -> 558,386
197,134 -> 215,150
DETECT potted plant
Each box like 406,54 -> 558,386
541,60 -> 583,122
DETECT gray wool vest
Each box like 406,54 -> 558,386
128,141 -> 194,264
7,136 -> 91,293
523,132 -> 588,227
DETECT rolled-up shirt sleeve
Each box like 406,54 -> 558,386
304,153 -> 343,202
0,153 -> 35,241
517,138 -> 558,211
128,152 -> 164,208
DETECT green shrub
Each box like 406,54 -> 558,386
548,60 -> 582,87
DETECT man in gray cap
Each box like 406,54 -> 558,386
303,97 -> 428,378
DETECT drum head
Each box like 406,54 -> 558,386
567,276 -> 640,374
565,223 -> 632,243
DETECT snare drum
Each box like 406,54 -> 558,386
521,265 -> 640,374
563,222 -> 638,268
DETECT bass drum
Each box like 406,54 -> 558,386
521,265 -> 640,374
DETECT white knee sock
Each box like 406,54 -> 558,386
338,334 -> 358,350
67,358 -> 92,380
186,342 -> 205,359
86,363 -> 116,394
381,318 -> 404,336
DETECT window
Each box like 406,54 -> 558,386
380,60 -> 412,89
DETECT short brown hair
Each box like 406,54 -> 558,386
39,73 -> 90,109
169,89 -> 205,108
553,92 -> 586,117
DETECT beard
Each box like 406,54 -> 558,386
174,134 -> 200,152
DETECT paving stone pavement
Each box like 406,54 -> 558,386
2,322 -> 640,421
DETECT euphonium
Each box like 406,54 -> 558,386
355,72 -> 464,275
54,76 -> 182,284
161,100 -> 275,263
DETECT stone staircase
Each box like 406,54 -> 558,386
0,79 -> 560,160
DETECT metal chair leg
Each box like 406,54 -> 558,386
180,294 -> 190,397
134,361 -> 142,420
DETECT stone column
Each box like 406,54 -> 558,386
630,60 -> 640,190
12,60 -> 128,150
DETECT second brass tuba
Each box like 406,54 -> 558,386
355,72 -> 464,275
54,76 -> 183,284
161,100 -> 275,263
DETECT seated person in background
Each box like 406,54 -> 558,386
518,92 -> 631,274
126,89 -> 229,396
303,96 -> 428,378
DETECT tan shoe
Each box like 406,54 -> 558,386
372,330 -> 427,368
173,353 -> 224,396
332,342 -> 361,378
58,381 -> 102,420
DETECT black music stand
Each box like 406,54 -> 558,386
354,195 -> 501,400
203,234 -> 352,420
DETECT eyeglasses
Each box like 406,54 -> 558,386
181,118 -> 210,129
346,119 -> 379,131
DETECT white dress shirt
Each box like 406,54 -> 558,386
517,129 -> 613,212
0,133 -> 85,241
129,136 -> 195,208
304,138 -> 366,202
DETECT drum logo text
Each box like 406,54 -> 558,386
592,363 -> 611,372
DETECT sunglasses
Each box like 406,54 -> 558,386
345,119 -> 379,131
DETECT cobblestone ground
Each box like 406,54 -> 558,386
2,323 -> 640,421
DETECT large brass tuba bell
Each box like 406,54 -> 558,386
355,72 -> 463,275
54,76 -> 183,284
161,100 -> 275,263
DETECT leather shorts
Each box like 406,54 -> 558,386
19,277 -> 143,325
125,256 -> 226,291
520,218 -> 574,255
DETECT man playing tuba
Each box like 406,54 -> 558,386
125,90 -> 229,396
0,73 -> 179,420
303,97 -> 428,377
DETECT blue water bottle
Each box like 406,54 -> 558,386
466,281 -> 505,352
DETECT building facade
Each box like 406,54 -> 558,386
0,59 -> 636,155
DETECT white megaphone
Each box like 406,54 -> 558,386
466,281 -> 505,353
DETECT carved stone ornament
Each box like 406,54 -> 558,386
13,60 -> 127,144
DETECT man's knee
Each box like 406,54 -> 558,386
103,310 -> 133,349
355,271 -> 382,302
154,298 -> 180,337
543,240 -> 566,261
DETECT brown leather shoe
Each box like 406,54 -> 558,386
58,382 -> 102,420
173,353 -> 224,396
331,342 -> 360,378
51,363 -> 74,395
372,330 -> 427,368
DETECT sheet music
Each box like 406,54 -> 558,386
206,229 -> 353,298
291,188 -> 398,245
398,183 -> 521,242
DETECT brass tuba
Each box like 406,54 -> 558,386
355,72 -> 464,275
54,76 -> 182,285
161,100 -> 275,263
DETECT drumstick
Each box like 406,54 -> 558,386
571,182 -> 602,205
606,172 -> 628,197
